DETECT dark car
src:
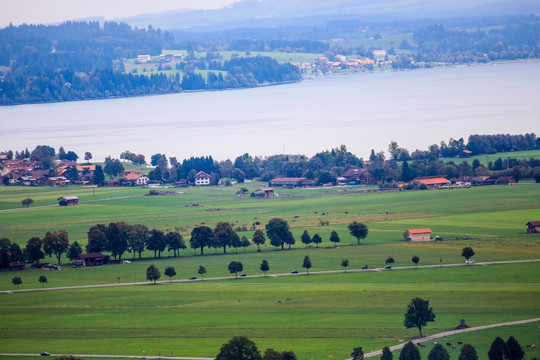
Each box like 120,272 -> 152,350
291,270 -> 299,274
240,273 -> 247,277
361,265 -> 368,270
40,352 -> 50,356
188,276 -> 197,280
384,265 -> 392,270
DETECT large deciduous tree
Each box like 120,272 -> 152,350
166,231 -> 186,257
129,224 -> 149,259
348,221 -> 368,245
404,297 -> 436,337
190,226 -> 213,255
146,229 -> 167,258
216,336 -> 261,360
42,230 -> 69,264
266,218 -> 293,250
107,222 -> 130,260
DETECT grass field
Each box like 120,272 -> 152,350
0,263 -> 538,359
1,183 -> 539,359
441,150 -> 540,165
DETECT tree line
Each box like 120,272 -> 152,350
0,219 -> 369,268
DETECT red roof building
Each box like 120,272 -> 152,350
406,228 -> 432,241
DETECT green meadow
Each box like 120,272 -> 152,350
1,183 -> 539,358
0,264 -> 538,359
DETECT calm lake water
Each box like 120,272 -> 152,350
1,61 -> 539,161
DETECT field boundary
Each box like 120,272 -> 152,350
1,259 -> 538,294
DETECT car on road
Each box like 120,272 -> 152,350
384,265 -> 392,270
466,259 -> 475,264
361,265 -> 368,270
291,270 -> 299,274
40,352 -> 50,356
188,276 -> 197,280
240,273 -> 247,277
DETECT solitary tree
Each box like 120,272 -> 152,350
488,337 -> 509,360
301,230 -> 312,248
381,347 -> 393,360
21,198 -> 34,207
461,247 -> 475,261
458,344 -> 478,360
198,265 -> 207,280
385,256 -> 395,265
348,221 -> 369,245
228,261 -> 243,279
428,344 -> 450,360
404,297 -> 436,337
252,229 -> 266,252
312,234 -> 322,248
84,152 -> 93,163
330,230 -> 341,247
38,275 -> 48,288
341,259 -> 349,272
146,265 -> 161,284
351,347 -> 364,360
399,341 -> 421,360
260,259 -> 270,277
302,255 -> 312,275
164,266 -> 176,282
506,337 -> 524,360
12,276 -> 22,289
412,255 -> 420,268
216,336 -> 262,360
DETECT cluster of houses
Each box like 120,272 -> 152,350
293,50 -> 393,72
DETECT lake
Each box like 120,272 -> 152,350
1,61 -> 539,162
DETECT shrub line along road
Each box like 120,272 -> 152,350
1,259 -> 539,294
0,318 -> 539,360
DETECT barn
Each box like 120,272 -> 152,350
58,196 -> 79,206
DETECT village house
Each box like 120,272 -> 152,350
340,168 -> 374,185
406,228 -> 432,241
414,176 -> 451,188
137,54 -> 151,63
124,172 -> 149,186
195,171 -> 212,186
526,221 -> 540,234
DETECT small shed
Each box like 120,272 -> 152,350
75,253 -> 108,267
255,188 -> 274,198
406,228 -> 432,241
58,196 -> 79,206
9,262 -> 26,271
526,221 -> 540,234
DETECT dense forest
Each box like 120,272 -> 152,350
0,22 -> 301,105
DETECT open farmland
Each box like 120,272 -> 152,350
1,182 -> 539,359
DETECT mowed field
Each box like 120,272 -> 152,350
0,183 -> 539,359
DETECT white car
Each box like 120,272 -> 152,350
466,259 -> 475,264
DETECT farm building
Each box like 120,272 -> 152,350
9,262 -> 26,271
414,176 -> 451,188
58,196 -> 79,206
75,253 -> 108,267
406,228 -> 432,241
340,168 -> 373,184
269,177 -> 312,187
255,188 -> 275,198
526,221 -> 540,233
195,171 -> 212,186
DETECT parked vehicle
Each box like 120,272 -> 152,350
291,270 -> 299,274
466,259 -> 475,264
40,352 -> 50,356
188,276 -> 197,280
384,265 -> 392,270
240,273 -> 247,277
361,265 -> 368,270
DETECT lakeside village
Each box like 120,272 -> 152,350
0,150 -> 526,195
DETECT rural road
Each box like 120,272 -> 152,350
0,318 -> 539,360
1,259 -> 539,294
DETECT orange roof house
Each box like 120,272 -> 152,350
414,176 -> 451,188
406,228 -> 432,241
